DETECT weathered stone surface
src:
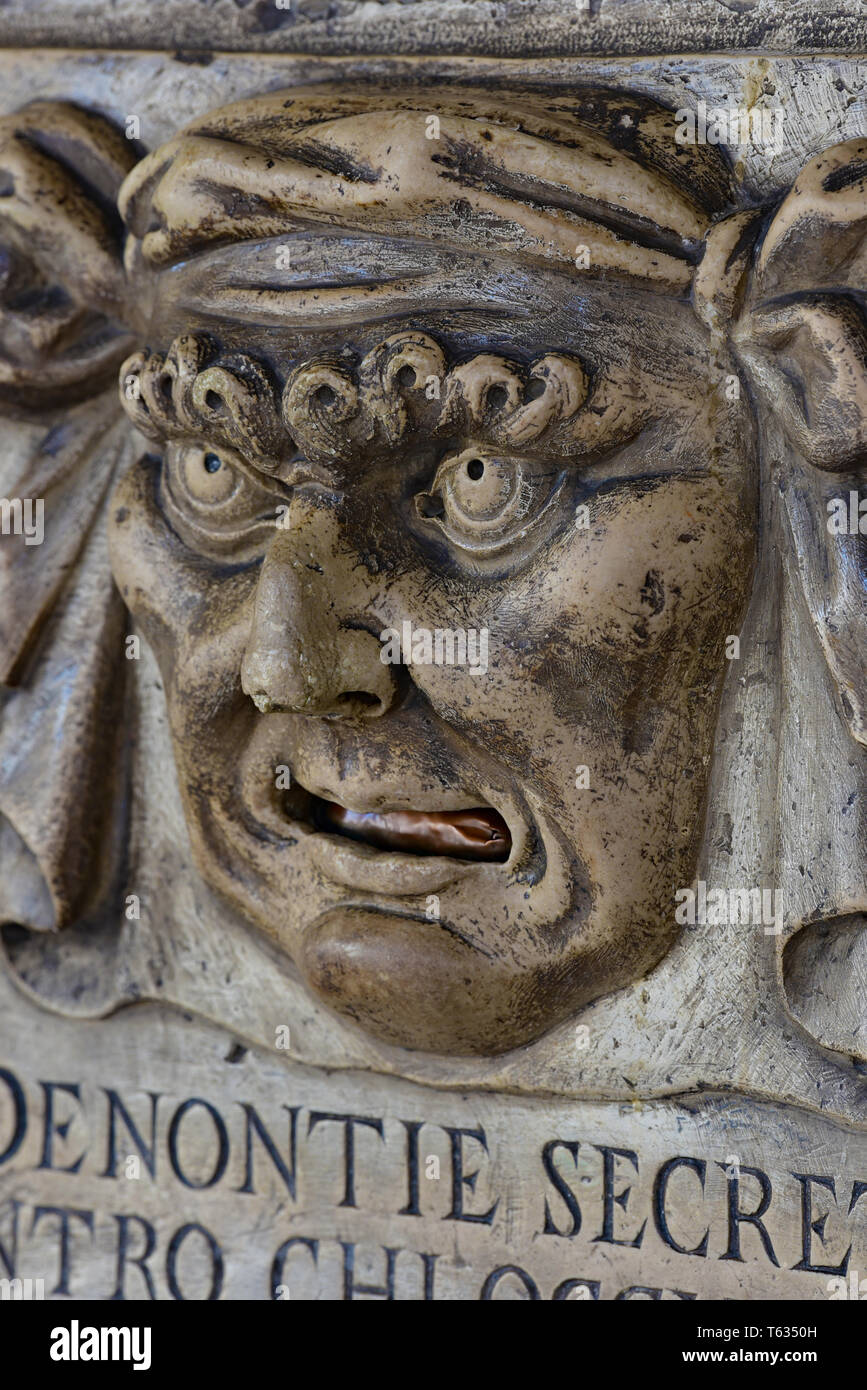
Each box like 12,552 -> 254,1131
4,968 -> 867,1300
0,20 -> 864,1304
0,0 -> 865,58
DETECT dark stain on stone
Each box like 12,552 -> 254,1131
641,569 -> 665,615
173,49 -> 215,65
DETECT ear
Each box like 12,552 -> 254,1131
730,137 -> 867,471
733,294 -> 867,471
780,456 -> 866,747
733,293 -> 866,746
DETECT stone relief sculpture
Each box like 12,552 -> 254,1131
0,85 -> 863,1110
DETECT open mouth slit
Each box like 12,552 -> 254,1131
281,779 -> 511,862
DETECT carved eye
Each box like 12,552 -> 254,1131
160,441 -> 282,558
177,446 -> 241,506
416,446 -> 558,553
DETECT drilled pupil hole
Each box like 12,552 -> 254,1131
396,365 -> 416,388
204,452 -> 222,474
466,458 -> 485,481
487,385 -> 508,411
315,384 -> 336,406
204,390 -> 223,413
526,377 -> 546,401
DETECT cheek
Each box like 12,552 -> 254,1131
108,461 -> 256,723
395,477 -> 753,765
542,477 -> 754,660
109,460 -> 197,643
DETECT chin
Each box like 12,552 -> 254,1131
299,904 -> 601,1056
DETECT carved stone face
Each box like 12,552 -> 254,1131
108,281 -> 757,1055
1,83 -> 863,1103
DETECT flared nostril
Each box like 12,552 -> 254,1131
244,683 -> 386,719
332,690 -> 385,718
250,690 -> 277,714
241,528 -> 400,718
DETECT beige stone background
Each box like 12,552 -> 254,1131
0,2 -> 865,1299
1,41 -> 864,1104
4,965 -> 867,1300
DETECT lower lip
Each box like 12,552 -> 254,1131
303,829 -> 485,893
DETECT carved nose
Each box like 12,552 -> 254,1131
240,497 -> 398,719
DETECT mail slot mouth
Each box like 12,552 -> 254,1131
308,798 -> 512,862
